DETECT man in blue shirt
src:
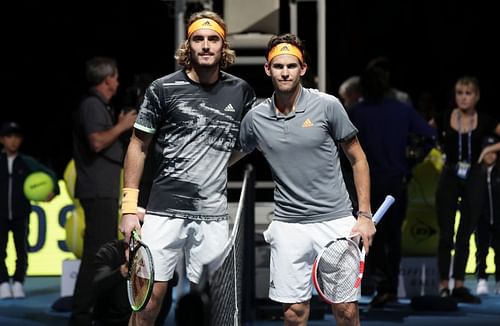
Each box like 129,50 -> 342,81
348,65 -> 436,308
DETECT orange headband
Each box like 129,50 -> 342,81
267,43 -> 304,63
187,18 -> 225,39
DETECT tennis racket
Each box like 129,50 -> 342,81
312,195 -> 395,304
127,229 -> 155,312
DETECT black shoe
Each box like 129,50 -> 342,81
451,287 -> 481,304
439,288 -> 450,297
369,292 -> 397,308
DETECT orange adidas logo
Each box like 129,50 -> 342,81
302,118 -> 314,128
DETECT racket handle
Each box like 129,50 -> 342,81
372,195 -> 395,224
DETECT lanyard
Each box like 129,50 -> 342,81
457,111 -> 472,162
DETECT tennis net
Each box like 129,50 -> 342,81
204,164 -> 256,326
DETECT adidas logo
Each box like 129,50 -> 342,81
202,20 -> 211,26
224,103 -> 235,112
280,45 -> 289,52
302,118 -> 314,128
270,280 -> 275,289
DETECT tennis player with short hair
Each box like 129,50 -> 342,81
119,10 -> 256,325
237,33 -> 375,325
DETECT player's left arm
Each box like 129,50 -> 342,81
340,136 -> 375,253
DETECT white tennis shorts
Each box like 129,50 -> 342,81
263,216 -> 358,304
140,214 -> 229,283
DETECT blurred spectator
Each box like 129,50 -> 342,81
366,56 -> 412,106
348,65 -> 436,308
92,237 -> 176,325
0,121 -> 59,300
433,76 -> 500,303
475,135 -> 500,296
338,75 -> 362,109
70,56 -> 137,325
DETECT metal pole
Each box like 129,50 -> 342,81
175,0 -> 186,70
317,0 -> 326,92
290,0 -> 298,36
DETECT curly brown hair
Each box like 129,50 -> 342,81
174,11 -> 236,70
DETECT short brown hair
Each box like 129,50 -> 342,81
174,11 -> 235,69
266,33 -> 306,66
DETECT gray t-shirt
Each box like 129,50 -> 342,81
135,70 -> 256,221
73,90 -> 125,199
239,87 -> 357,223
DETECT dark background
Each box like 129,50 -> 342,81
2,0 -> 498,180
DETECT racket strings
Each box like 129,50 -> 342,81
129,246 -> 153,308
317,240 -> 361,302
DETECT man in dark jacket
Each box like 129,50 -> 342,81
92,238 -> 176,326
348,66 -> 436,307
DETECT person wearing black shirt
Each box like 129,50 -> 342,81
433,76 -> 500,303
70,56 -> 137,325
92,239 -> 176,326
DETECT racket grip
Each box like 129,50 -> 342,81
372,195 -> 395,224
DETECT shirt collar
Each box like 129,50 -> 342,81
269,86 -> 307,119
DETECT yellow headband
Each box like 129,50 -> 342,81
267,43 -> 304,63
187,18 -> 225,39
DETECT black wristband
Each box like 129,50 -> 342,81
357,211 -> 373,219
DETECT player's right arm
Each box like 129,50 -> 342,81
120,129 -> 153,242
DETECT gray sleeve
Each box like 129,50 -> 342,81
80,98 -> 109,135
233,83 -> 257,152
238,109 -> 257,153
80,98 -> 125,164
100,139 -> 125,165
134,81 -> 162,134
325,95 -> 358,142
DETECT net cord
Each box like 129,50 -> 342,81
207,171 -> 248,276
203,166 -> 253,326
233,246 -> 239,326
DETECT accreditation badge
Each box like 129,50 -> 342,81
456,161 -> 470,179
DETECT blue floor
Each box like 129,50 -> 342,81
1,276 -> 499,325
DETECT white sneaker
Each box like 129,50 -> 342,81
0,282 -> 12,299
476,278 -> 489,295
11,281 -> 25,299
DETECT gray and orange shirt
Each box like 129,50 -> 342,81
239,87 -> 356,223
134,70 -> 256,221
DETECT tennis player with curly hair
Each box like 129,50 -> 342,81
119,10 -> 256,325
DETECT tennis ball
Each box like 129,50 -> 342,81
63,159 -> 77,200
65,200 -> 85,258
23,171 -> 54,202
